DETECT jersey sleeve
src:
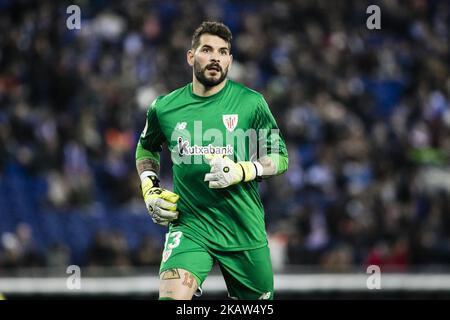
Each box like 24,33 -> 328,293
135,98 -> 167,164
252,95 -> 288,174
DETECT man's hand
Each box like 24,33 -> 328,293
141,175 -> 179,226
204,154 -> 262,189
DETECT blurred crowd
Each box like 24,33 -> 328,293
1,0 -> 450,272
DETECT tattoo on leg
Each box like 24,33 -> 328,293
162,269 -> 181,280
182,272 -> 194,288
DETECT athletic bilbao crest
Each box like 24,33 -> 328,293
223,114 -> 238,132
162,249 -> 172,263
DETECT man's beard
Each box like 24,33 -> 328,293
194,60 -> 228,88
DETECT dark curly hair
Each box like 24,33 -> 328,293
191,21 -> 232,50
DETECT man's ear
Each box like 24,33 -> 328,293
187,49 -> 194,67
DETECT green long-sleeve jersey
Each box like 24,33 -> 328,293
136,79 -> 288,251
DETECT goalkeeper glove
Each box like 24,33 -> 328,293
204,154 -> 263,189
140,172 -> 179,226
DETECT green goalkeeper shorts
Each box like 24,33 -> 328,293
159,230 -> 274,300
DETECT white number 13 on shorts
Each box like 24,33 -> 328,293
162,231 -> 182,262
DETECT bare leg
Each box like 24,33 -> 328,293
159,268 -> 198,300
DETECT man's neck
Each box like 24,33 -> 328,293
192,78 -> 227,97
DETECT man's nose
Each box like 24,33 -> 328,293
210,52 -> 220,62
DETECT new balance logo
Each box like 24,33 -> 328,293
258,292 -> 272,300
175,122 -> 187,130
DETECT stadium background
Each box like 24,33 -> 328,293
0,0 -> 450,299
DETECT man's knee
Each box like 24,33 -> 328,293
159,268 -> 198,300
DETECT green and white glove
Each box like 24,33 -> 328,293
141,172 -> 180,226
204,154 -> 263,189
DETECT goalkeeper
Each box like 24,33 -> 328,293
136,21 -> 288,300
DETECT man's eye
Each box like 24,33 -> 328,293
202,48 -> 210,53
220,51 -> 228,55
